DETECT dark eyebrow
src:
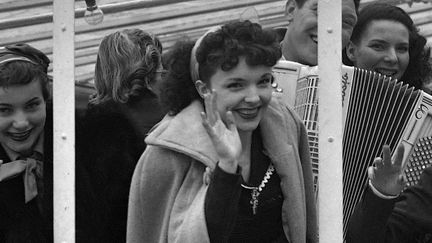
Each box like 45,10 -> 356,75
227,77 -> 246,82
0,103 -> 12,107
25,97 -> 41,104
369,39 -> 388,43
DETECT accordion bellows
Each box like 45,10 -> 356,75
272,60 -> 432,236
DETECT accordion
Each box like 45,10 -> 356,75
272,60 -> 432,236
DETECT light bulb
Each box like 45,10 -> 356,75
84,1 -> 104,25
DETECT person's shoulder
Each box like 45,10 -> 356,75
265,98 -> 307,145
85,100 -> 122,119
135,143 -> 194,180
78,101 -> 137,151
82,101 -> 130,131
268,97 -> 303,125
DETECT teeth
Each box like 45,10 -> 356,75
311,36 -> 318,42
237,108 -> 258,115
376,69 -> 396,76
9,130 -> 31,140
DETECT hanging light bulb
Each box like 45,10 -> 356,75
84,0 -> 104,25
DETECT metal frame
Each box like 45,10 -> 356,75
318,0 -> 344,242
53,0 -> 75,242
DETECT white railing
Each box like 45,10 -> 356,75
53,1 -> 75,242
318,0 -> 344,242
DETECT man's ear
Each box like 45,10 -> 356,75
346,41 -> 357,63
285,0 -> 297,22
195,80 -> 209,98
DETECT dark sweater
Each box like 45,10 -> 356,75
76,95 -> 163,243
347,167 -> 432,243
205,129 -> 287,243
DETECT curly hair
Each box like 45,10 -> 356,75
160,20 -> 282,115
0,44 -> 50,100
90,29 -> 162,105
343,3 -> 432,89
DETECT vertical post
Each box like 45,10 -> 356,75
53,0 -> 75,242
318,0 -> 343,242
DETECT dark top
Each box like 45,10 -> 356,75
205,129 -> 287,243
346,166 -> 432,243
0,102 -> 53,243
76,95 -> 164,243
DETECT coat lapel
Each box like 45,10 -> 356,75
260,101 -> 308,243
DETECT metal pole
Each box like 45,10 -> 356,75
52,0 -> 75,242
318,0 -> 343,242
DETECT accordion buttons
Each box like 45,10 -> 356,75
404,136 -> 432,188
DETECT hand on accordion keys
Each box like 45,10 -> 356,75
368,144 -> 406,197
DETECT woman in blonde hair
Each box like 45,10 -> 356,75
76,28 -> 165,242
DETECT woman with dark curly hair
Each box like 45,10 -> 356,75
343,3 -> 432,90
77,29 -> 165,242
127,20 -> 318,243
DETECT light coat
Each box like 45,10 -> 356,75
127,98 -> 318,243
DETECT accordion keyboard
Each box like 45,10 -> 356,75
405,136 -> 432,187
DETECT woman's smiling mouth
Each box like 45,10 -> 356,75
7,129 -> 32,141
375,68 -> 398,78
235,107 -> 259,119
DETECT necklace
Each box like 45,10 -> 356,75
241,164 -> 275,215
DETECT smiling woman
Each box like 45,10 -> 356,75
194,57 -> 274,133
127,20 -> 318,243
0,43 -> 53,242
344,3 -> 432,90
0,81 -> 46,156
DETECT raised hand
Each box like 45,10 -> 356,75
201,90 -> 242,173
368,144 -> 406,196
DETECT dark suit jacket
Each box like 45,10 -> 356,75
0,103 -> 53,243
346,167 -> 432,243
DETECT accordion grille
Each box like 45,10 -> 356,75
342,68 -> 421,235
272,61 -> 432,239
